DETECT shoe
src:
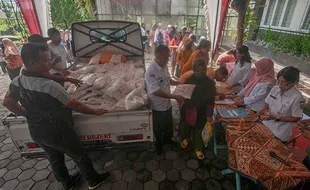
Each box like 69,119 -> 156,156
88,172 -> 110,190
155,143 -> 163,155
63,173 -> 81,190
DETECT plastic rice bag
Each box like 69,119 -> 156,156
86,96 -> 102,105
101,95 -> 118,111
76,65 -> 97,74
110,97 -> 126,111
133,60 -> 144,67
106,78 -> 131,100
80,92 -> 98,101
109,54 -> 127,64
73,89 -> 88,99
92,89 -> 104,96
89,53 -> 101,65
93,75 -> 108,89
134,68 -> 144,80
133,78 -> 145,89
81,74 -> 97,86
97,63 -> 115,73
67,84 -> 77,95
125,88 -> 147,110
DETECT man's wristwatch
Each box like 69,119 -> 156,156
275,115 -> 281,122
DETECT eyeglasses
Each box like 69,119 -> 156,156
276,79 -> 293,86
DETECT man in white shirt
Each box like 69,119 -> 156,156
154,23 -> 165,48
145,45 -> 184,155
48,28 -> 70,76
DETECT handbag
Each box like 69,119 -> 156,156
186,106 -> 197,127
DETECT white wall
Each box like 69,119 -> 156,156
260,0 -> 310,32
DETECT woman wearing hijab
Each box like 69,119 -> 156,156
178,59 -> 216,160
231,58 -> 276,112
181,39 -> 211,75
2,38 -> 23,80
226,45 -> 252,93
176,38 -> 193,77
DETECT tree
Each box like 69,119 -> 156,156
250,0 -> 266,41
0,1 -> 28,36
74,0 -> 96,19
231,0 -> 249,47
50,0 -> 91,29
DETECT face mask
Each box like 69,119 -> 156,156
193,71 -> 205,80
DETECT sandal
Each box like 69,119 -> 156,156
195,150 -> 205,160
180,139 -> 189,149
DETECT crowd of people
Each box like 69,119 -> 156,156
145,29 -> 307,161
0,23 -> 309,189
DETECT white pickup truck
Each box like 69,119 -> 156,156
2,21 -> 154,159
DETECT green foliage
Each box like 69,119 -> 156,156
243,7 -> 258,42
50,0 -> 92,29
259,29 -> 310,57
0,1 -> 28,36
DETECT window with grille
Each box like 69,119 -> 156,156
272,0 -> 285,26
281,0 -> 297,27
264,0 -> 276,25
302,6 -> 310,30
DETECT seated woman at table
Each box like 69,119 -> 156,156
178,59 -> 216,160
176,38 -> 193,76
181,39 -> 212,75
231,58 -> 275,112
226,45 -> 252,94
258,66 -> 305,142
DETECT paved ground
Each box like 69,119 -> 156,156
0,54 -> 256,190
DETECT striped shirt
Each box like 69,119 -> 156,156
6,70 -> 74,124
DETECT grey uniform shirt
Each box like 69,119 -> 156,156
145,62 -> 172,111
263,86 -> 305,141
49,43 -> 69,74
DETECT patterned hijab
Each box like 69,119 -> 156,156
243,58 -> 275,97
2,38 -> 20,56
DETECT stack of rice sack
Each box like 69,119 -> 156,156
66,53 -> 147,112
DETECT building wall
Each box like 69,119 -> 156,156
260,0 -> 310,32
95,0 -> 207,36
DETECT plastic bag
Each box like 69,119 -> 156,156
80,92 -> 97,101
101,95 -> 118,110
76,65 -> 97,74
201,121 -> 213,147
86,96 -> 102,105
125,88 -> 147,110
93,76 -> 108,89
67,84 -> 77,95
106,78 -> 131,100
81,74 -> 97,86
110,97 -> 126,111
109,54 -> 127,64
134,68 -> 144,80
89,53 -> 101,65
97,63 -> 114,73
100,52 -> 113,64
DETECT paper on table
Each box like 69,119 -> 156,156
172,84 -> 196,99
215,99 -> 235,105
